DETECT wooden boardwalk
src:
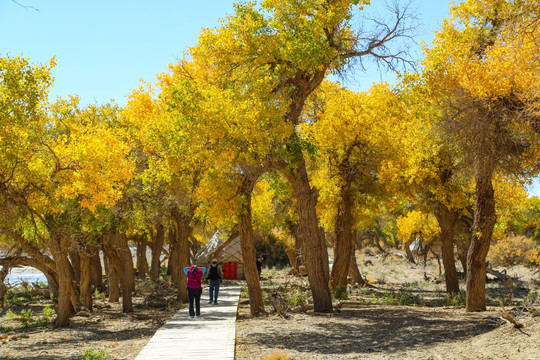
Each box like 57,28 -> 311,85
135,285 -> 241,360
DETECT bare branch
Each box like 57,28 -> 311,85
11,0 -> 39,11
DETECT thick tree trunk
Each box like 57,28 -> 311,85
172,210 -> 192,303
48,231 -> 75,327
330,185 -> 354,288
104,253 -> 120,303
238,171 -> 266,315
117,233 -> 135,295
271,68 -> 332,313
283,156 -> 332,312
150,223 -> 165,281
433,202 -> 460,295
135,235 -> 148,279
78,248 -> 93,310
466,166 -> 496,311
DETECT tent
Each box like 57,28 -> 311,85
194,231 -> 244,280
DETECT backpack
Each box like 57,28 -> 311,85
186,266 -> 202,289
207,264 -> 221,280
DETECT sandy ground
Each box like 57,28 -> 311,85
236,303 -> 539,360
1,254 -> 539,360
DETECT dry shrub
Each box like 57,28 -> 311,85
489,235 -> 540,267
261,352 -> 294,360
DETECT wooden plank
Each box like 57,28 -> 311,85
135,286 -> 241,360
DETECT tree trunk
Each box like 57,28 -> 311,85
168,226 -> 178,279
373,230 -> 387,254
78,248 -> 93,310
404,238 -> 416,264
104,253 -> 120,303
18,240 -> 59,289
69,250 -> 81,284
276,142 -> 332,312
90,248 -> 103,292
150,223 -> 165,281
0,264 -> 10,307
48,231 -> 75,327
238,171 -> 266,316
285,248 -> 298,275
135,235 -> 148,279
466,166 -> 496,311
348,245 -> 366,286
119,233 -> 135,295
103,233 -> 134,313
457,237 -> 470,275
330,185 -> 354,288
171,208 -> 193,304
433,202 -> 460,295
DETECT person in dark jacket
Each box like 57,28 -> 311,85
256,256 -> 263,279
206,258 -> 223,304
183,265 -> 206,317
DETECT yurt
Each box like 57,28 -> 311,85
194,231 -> 244,280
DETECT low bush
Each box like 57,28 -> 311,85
80,347 -> 109,360
489,235 -> 540,267
331,285 -> 349,300
261,352 -> 294,360
288,288 -> 307,307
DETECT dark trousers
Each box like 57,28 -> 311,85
209,279 -> 221,302
188,288 -> 202,316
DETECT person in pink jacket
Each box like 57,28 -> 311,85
183,265 -> 206,318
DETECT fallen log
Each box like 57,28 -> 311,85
486,262 -> 524,289
499,300 -> 523,328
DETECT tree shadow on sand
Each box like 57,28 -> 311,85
245,307 -> 500,357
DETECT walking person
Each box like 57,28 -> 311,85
183,265 -> 206,318
206,258 -> 223,304
256,256 -> 263,279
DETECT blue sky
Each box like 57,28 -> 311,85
1,0 -> 539,195
1,0 -> 451,105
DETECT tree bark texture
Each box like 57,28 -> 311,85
104,253 -> 120,303
433,202 -> 460,295
282,154 -> 332,313
348,245 -> 366,286
90,249 -> 103,292
47,231 -> 75,327
103,232 -> 134,313
273,68 -> 332,313
78,247 -> 93,310
69,250 -> 81,284
168,226 -> 178,282
239,170 -> 266,315
331,185 -> 354,288
466,167 -> 497,311
150,223 -> 165,282
135,235 -> 148,279
173,210 -> 193,303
